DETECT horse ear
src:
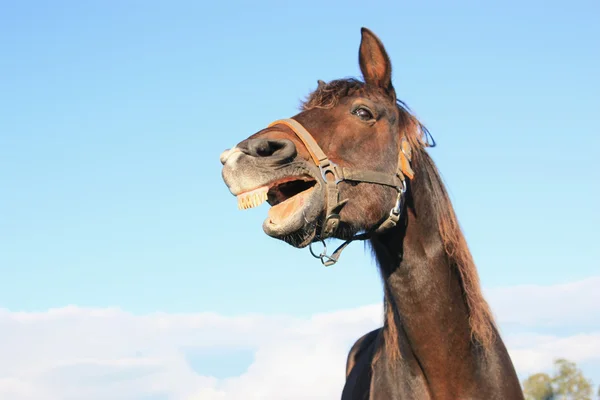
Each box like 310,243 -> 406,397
358,27 -> 395,96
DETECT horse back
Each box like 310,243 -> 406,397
342,328 -> 381,399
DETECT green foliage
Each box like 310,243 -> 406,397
523,372 -> 554,400
552,359 -> 592,400
522,359 -> 593,400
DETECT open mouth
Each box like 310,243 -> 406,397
266,177 -> 316,207
237,176 -> 317,223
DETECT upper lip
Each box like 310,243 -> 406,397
220,148 -> 242,165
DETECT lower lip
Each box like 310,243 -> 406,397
267,187 -> 315,226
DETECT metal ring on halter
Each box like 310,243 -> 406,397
399,178 -> 407,194
319,161 -> 344,184
309,239 -> 337,266
309,239 -> 327,259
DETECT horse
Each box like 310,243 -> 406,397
220,27 -> 524,399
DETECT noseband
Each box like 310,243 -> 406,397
268,119 -> 415,266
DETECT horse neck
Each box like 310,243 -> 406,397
369,184 -> 484,395
364,150 -> 524,398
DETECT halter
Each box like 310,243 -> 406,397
267,119 -> 415,266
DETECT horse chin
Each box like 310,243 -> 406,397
263,221 -> 318,248
261,186 -> 324,248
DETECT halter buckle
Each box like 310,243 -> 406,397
391,179 -> 407,215
319,160 -> 344,184
322,213 -> 341,238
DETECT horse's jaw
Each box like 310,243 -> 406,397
262,183 -> 322,248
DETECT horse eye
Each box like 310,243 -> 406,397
353,107 -> 374,121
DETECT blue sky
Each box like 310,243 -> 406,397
0,1 -> 599,396
1,0 -> 598,312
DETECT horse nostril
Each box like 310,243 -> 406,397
254,140 -> 275,157
244,139 -> 297,162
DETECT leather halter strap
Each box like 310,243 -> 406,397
267,118 -> 413,266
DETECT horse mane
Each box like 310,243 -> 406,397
413,134 -> 495,349
302,78 -> 497,352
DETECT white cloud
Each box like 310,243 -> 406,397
0,278 -> 599,399
485,276 -> 600,328
507,333 -> 600,375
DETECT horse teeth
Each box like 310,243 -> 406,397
236,187 -> 268,210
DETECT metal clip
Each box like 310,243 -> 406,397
391,193 -> 402,216
309,239 -> 337,266
391,179 -> 407,214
